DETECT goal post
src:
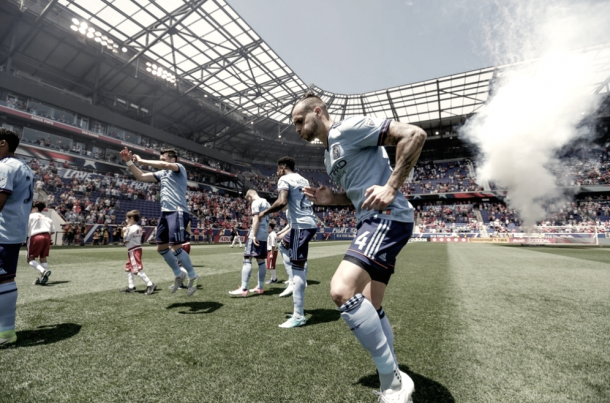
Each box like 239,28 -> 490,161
509,225 -> 599,246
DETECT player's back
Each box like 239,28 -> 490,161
0,157 -> 34,243
277,173 -> 316,229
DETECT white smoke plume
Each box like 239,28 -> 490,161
460,0 -> 610,227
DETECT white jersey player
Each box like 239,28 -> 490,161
27,201 -> 55,285
121,210 -> 156,296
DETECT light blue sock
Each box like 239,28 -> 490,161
0,282 -> 18,332
292,265 -> 307,318
339,293 -> 401,392
241,259 -> 252,290
279,243 -> 293,282
257,260 -> 266,289
159,248 -> 182,277
173,248 -> 196,278
378,306 -> 397,365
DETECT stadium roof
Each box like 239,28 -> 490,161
1,0 -> 609,165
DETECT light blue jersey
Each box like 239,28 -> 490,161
250,198 -> 271,240
277,173 -> 317,230
324,116 -> 414,224
0,157 -> 34,243
153,164 -> 188,212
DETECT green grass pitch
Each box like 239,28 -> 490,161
1,242 -> 609,402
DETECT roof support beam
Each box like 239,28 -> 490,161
386,90 -> 400,122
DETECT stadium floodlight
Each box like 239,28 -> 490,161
87,32 -> 94,38
79,28 -> 86,34
102,35 -> 108,40
94,37 -> 101,42
80,22 -> 88,29
146,62 -> 151,67
95,32 -> 101,37
152,64 -> 157,70
146,67 -> 152,72
113,44 -> 118,48
101,41 -> 107,46
121,47 -> 127,52
70,25 -> 78,31
88,27 -> 95,33
71,18 -> 79,25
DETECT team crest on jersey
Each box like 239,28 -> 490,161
364,118 -> 376,127
331,144 -> 343,160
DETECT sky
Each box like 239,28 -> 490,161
226,0 -> 502,94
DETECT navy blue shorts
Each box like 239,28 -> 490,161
344,217 -> 413,285
244,238 -> 267,259
286,228 -> 317,266
0,243 -> 22,282
156,210 -> 190,245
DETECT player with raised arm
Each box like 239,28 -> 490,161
228,189 -> 270,297
0,128 -> 34,346
121,210 -> 156,295
119,147 -> 200,297
294,92 -> 426,402
27,201 -> 55,285
258,157 -> 317,328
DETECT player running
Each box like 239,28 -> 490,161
258,157 -> 317,328
120,210 -> 156,295
27,201 -> 55,285
229,190 -> 270,297
120,147 -> 200,297
295,92 -> 426,402
0,128 -> 34,347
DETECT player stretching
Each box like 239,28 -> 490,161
0,129 -> 34,346
259,157 -> 317,328
295,92 -> 426,402
121,210 -> 156,295
27,201 -> 55,285
119,147 -> 200,296
229,190 -> 270,297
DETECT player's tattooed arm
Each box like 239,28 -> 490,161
259,190 -> 288,219
361,122 -> 426,211
303,185 -> 352,206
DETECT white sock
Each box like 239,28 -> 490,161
41,262 -> 48,270
127,272 -> 135,289
270,269 -> 276,280
292,267 -> 306,318
241,259 -> 252,290
137,272 -> 152,286
257,260 -> 266,289
29,260 -> 45,274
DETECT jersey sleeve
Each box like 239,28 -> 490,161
251,200 -> 262,215
0,162 -> 16,193
277,177 -> 289,192
341,116 -> 391,148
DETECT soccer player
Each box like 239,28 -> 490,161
0,128 -> 34,346
119,147 -> 200,297
265,222 -> 279,284
27,201 -> 55,285
230,226 -> 243,248
258,157 -> 317,328
295,92 -> 426,402
229,190 -> 270,297
121,210 -> 156,295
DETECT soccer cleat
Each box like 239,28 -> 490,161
171,272 -> 187,294
187,275 -> 200,297
120,287 -> 136,293
167,283 -> 187,291
0,330 -> 17,347
278,315 -> 306,328
284,280 -> 290,284
33,278 -> 40,285
373,371 -> 415,403
228,287 -> 248,297
279,282 -> 293,298
39,270 -> 52,285
249,287 -> 264,294
265,278 -> 279,284
144,284 -> 157,296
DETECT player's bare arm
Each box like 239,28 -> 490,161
303,185 -> 352,206
258,190 -> 288,219
133,154 -> 179,172
361,122 -> 426,211
251,215 -> 261,246
119,147 -> 159,183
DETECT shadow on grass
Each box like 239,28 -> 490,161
15,323 -> 82,347
306,280 -> 321,286
166,301 -> 223,315
44,281 -> 70,286
356,365 -> 455,403
304,308 -> 341,325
